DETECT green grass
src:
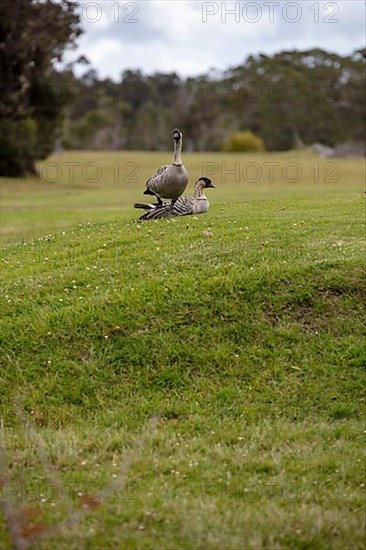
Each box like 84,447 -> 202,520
0,151 -> 365,549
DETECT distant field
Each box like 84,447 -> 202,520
1,150 -> 364,242
0,151 -> 365,549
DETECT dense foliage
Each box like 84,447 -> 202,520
63,48 -> 366,153
0,0 -> 80,176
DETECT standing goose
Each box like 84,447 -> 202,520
135,177 -> 215,220
143,128 -> 189,205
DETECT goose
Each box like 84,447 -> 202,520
143,128 -> 189,205
134,177 -> 215,220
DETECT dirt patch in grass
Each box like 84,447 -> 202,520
263,264 -> 365,334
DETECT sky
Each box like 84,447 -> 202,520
67,1 -> 366,79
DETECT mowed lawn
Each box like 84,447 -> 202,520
1,149 -> 364,241
0,151 -> 365,549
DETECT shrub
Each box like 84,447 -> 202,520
223,130 -> 266,153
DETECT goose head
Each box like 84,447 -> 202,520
172,128 -> 182,142
197,177 -> 215,189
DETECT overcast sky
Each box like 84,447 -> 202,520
68,1 -> 366,78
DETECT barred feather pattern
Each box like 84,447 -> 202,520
135,177 -> 213,221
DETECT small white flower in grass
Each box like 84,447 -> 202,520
47,360 -> 51,365
81,461 -> 87,466
104,335 -> 109,340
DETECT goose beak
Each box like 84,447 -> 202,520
205,181 -> 215,188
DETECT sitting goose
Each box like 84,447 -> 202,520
143,128 -> 189,205
135,177 -> 215,220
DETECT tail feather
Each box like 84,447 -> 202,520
139,205 -> 172,221
134,202 -> 154,211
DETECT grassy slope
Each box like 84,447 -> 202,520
0,152 -> 365,549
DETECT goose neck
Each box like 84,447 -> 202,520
194,185 -> 206,200
173,138 -> 183,165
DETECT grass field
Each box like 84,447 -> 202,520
0,151 -> 365,549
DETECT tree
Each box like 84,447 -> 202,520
0,0 -> 81,176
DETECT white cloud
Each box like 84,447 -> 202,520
68,1 -> 366,79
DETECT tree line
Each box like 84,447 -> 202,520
62,47 -> 365,154
1,0 -> 365,177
